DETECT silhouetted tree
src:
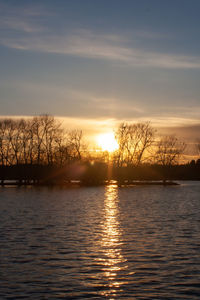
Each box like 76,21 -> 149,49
42,115 -> 62,164
155,135 -> 186,183
31,115 -> 63,165
68,130 -> 83,161
196,139 -> 200,157
115,122 -> 155,167
53,130 -> 69,166
0,119 -> 12,166
0,115 -> 86,167
155,135 -> 186,166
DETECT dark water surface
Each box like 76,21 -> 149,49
0,182 -> 200,299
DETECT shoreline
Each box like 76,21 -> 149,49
0,180 -> 180,187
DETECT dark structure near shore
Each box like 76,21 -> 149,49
0,161 -> 199,186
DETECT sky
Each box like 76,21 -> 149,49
0,0 -> 200,150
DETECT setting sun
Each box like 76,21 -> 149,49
97,132 -> 119,152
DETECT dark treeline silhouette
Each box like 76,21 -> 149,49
0,115 -> 199,185
0,162 -> 200,186
0,115 -> 84,166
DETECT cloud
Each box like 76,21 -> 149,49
1,28 -> 200,69
0,2 -> 50,33
0,2 -> 200,69
1,114 -> 200,140
144,106 -> 200,123
2,79 -> 199,122
0,79 -> 144,119
0,18 -> 44,33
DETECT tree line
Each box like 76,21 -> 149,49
0,115 -> 84,166
114,122 -> 187,167
0,115 -> 190,167
0,115 -> 199,184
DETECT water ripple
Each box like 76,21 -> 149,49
0,182 -> 200,299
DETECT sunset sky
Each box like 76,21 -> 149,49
0,0 -> 200,146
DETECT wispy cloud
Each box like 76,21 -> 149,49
0,18 -> 44,33
1,114 -> 200,144
0,2 -> 50,33
146,105 -> 200,121
1,29 -> 200,69
2,79 -> 199,122
0,2 -> 199,69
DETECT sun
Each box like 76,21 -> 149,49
97,132 -> 119,152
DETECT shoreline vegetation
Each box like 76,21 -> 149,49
0,115 -> 199,186
0,163 -> 199,187
0,180 -> 179,187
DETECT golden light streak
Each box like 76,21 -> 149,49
97,184 -> 128,297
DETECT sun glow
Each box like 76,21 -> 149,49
97,132 -> 119,152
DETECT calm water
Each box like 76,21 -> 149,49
0,182 -> 200,299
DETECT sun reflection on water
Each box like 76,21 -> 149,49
98,184 -> 128,298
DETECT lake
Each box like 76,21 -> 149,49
0,182 -> 200,299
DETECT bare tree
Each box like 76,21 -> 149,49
68,130 -> 83,161
115,122 -> 155,166
30,115 -> 64,165
115,123 -> 129,167
32,116 -> 46,164
196,139 -> 200,156
7,119 -> 23,165
53,129 -> 71,166
19,119 -> 29,164
155,135 -> 186,166
155,135 -> 186,183
0,116 -> 87,166
0,115 -> 89,168
0,120 -> 6,165
41,115 -> 62,165
0,119 -> 34,165
0,119 -> 12,166
27,119 -> 35,164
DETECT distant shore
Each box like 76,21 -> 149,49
1,163 -> 199,187
0,180 -> 180,187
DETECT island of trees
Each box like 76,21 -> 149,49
0,115 -> 199,186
